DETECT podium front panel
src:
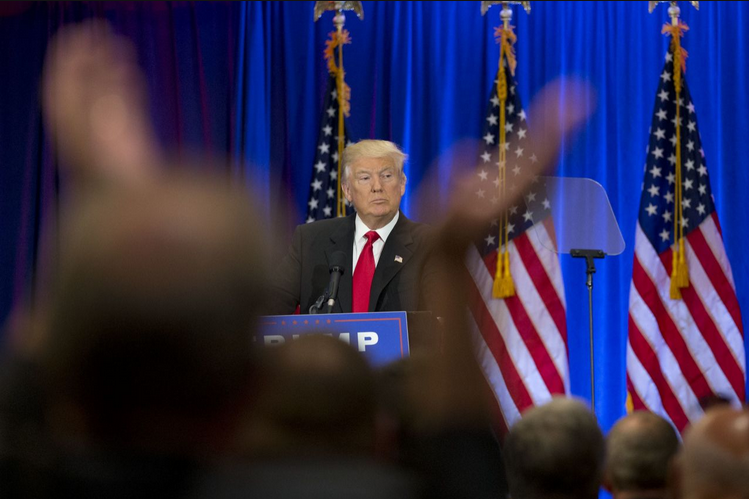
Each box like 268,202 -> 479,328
257,311 -> 410,367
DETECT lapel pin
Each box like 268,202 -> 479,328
394,255 -> 403,263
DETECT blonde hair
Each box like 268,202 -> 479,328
341,140 -> 407,184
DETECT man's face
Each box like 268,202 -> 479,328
342,156 -> 406,230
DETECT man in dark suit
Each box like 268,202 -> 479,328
267,140 -> 439,315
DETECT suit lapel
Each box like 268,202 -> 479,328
325,216 -> 355,313
369,215 -> 413,311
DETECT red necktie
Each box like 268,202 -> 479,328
352,230 -> 380,313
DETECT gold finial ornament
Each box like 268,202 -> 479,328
481,1 -> 530,16
649,1 -> 698,25
314,1 -> 363,23
482,2 -> 530,30
648,1 -> 698,13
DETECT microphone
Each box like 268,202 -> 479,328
325,250 -> 347,313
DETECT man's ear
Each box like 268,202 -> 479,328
342,181 -> 352,202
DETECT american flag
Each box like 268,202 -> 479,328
305,74 -> 353,223
467,59 -> 570,432
626,51 -> 745,432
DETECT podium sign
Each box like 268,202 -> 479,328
256,311 -> 410,367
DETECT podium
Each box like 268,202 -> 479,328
256,311 -> 441,367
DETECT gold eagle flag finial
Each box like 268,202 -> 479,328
314,1 -> 363,22
481,1 -> 530,17
648,1 -> 699,21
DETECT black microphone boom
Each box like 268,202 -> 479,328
325,250 -> 347,314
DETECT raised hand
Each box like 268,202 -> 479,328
42,22 -> 161,189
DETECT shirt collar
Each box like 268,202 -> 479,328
354,211 -> 400,243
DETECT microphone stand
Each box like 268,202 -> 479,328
570,249 -> 605,414
309,292 -> 328,314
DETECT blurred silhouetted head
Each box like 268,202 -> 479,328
678,407 -> 749,499
504,397 -> 604,499
35,172 -> 267,454
697,394 -> 733,412
605,411 -> 680,497
243,334 -> 377,458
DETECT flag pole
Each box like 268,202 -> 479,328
649,2 -> 699,299
314,1 -> 363,217
481,1 -> 530,299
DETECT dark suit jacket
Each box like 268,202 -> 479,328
265,213 -> 439,315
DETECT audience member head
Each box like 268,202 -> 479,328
604,411 -> 680,499
242,334 -> 377,458
341,140 -> 407,230
376,356 -> 421,437
697,393 -> 733,413
504,397 -> 604,499
374,354 -> 437,463
677,406 -> 749,499
34,172 -> 267,455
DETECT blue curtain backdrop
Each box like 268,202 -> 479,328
1,1 -> 747,434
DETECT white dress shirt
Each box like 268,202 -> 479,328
352,211 -> 399,274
